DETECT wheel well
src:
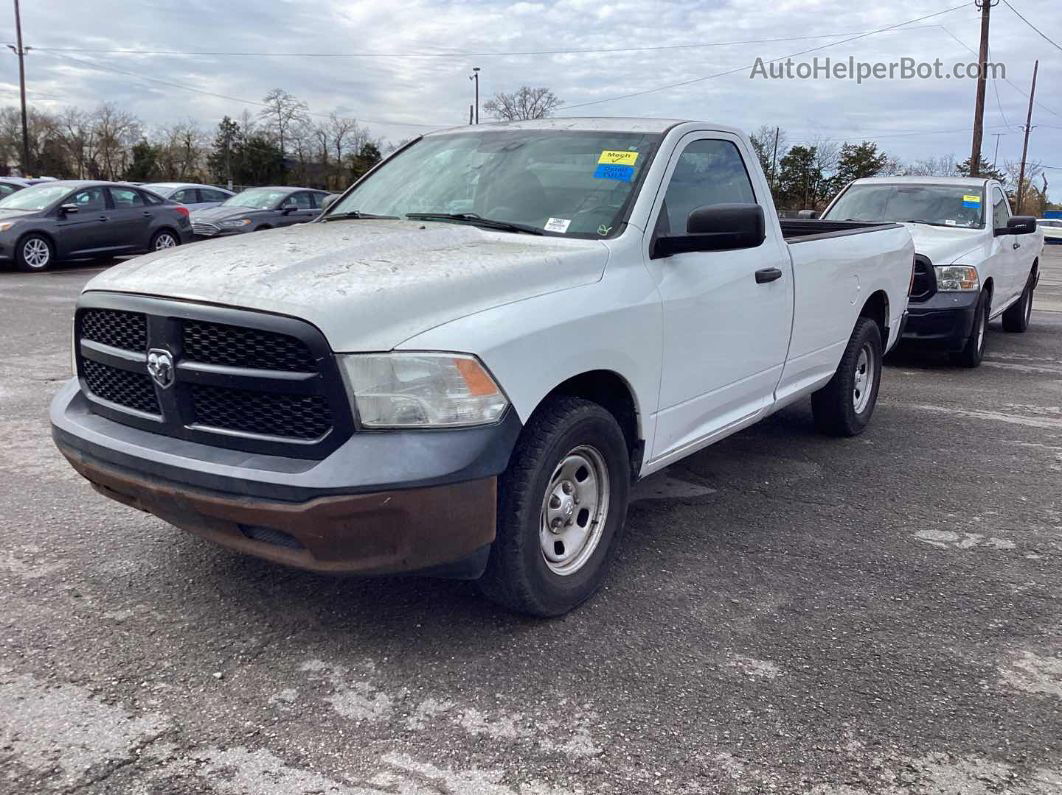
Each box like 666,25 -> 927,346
15,229 -> 56,253
152,226 -> 178,239
982,277 -> 994,305
542,371 -> 643,475
859,290 -> 889,343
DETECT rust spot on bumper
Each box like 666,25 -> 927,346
59,444 -> 496,576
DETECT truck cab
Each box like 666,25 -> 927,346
823,176 -> 1044,367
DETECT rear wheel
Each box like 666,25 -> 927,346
1002,273 -> 1034,333
150,229 -> 180,251
811,317 -> 883,437
950,290 -> 989,368
15,234 -> 55,272
478,397 -> 630,617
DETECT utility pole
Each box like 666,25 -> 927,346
991,132 -> 1006,168
969,0 -> 997,177
770,126 -> 780,190
469,67 -> 480,124
1016,59 -> 1039,215
9,0 -> 30,175
468,104 -> 473,125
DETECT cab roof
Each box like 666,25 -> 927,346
428,117 -> 738,137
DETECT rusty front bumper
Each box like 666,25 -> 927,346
59,442 -> 497,577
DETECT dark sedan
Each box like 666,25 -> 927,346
190,186 -> 330,239
0,181 -> 192,272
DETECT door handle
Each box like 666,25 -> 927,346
142,211 -> 152,217
755,267 -> 783,284
98,215 -> 109,222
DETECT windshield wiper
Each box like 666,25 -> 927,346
405,212 -> 544,235
323,210 -> 399,221
903,219 -> 962,228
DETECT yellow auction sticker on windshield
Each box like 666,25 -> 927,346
598,150 -> 639,166
963,194 -> 982,206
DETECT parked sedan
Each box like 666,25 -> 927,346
1038,218 -> 1062,243
142,182 -> 234,211
0,178 -> 28,200
190,186 -> 329,238
0,181 -> 192,272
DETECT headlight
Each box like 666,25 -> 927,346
0,222 -> 16,232
934,265 -> 979,292
341,352 -> 509,428
219,218 -> 252,228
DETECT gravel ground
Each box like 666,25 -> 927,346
1,248 -> 1060,794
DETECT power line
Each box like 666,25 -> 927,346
41,51 -> 448,129
558,3 -> 969,111
1000,0 -> 1062,54
21,27 -> 948,59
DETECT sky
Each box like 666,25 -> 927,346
1,0 -> 1060,196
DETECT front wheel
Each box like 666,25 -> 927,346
1001,274 -> 1034,333
150,229 -> 180,251
950,290 -> 989,368
811,317 -> 883,437
15,234 -> 55,272
478,397 -> 631,617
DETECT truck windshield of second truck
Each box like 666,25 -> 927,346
326,130 -> 663,239
825,184 -> 986,230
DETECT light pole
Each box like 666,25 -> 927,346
469,67 -> 480,125
9,0 -> 30,175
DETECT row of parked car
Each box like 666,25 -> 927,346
0,179 -> 334,272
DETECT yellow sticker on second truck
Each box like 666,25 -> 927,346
598,150 -> 639,166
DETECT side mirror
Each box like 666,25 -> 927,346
654,203 -> 766,258
280,205 -> 298,214
996,215 -> 1036,236
797,209 -> 820,219
59,203 -> 79,215
321,194 -> 339,209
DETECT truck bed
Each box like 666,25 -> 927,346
780,219 -> 902,243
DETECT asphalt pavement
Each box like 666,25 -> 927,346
1,249 -> 1060,794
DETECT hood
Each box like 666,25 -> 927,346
84,220 -> 610,351
903,223 -> 986,266
191,205 -> 270,222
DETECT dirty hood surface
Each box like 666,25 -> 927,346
85,220 -> 610,351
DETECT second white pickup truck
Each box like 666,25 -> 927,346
52,118 -> 915,616
823,176 -> 1043,367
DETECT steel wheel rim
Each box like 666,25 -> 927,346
154,233 -> 177,249
852,343 -> 875,414
539,444 -> 610,576
23,238 -> 49,268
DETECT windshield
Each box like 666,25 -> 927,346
222,189 -> 288,210
0,184 -> 70,211
824,184 -> 985,229
327,130 -> 662,237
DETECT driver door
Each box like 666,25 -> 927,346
645,134 -> 794,463
55,186 -> 110,256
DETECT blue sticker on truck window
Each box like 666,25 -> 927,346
962,194 -> 981,208
594,164 -> 635,182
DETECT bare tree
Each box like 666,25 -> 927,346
902,155 -> 959,178
90,103 -> 140,179
483,87 -> 563,121
258,88 -> 309,159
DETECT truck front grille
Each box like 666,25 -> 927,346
82,358 -> 161,415
910,255 -> 935,303
74,296 -> 354,459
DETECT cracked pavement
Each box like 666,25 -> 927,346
1,250 -> 1061,793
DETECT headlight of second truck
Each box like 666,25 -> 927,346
340,352 -> 509,428
934,265 -> 980,292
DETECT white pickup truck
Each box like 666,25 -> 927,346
823,176 -> 1043,367
51,118 -> 914,616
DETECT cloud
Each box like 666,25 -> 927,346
1,0 -> 1058,176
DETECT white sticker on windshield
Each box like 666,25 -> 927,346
545,217 -> 571,233
945,220 -> 958,226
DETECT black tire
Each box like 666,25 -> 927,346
14,233 -> 55,272
150,229 -> 180,251
950,290 -> 989,368
1001,272 -> 1035,333
811,317 -> 883,437
478,396 -> 631,617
